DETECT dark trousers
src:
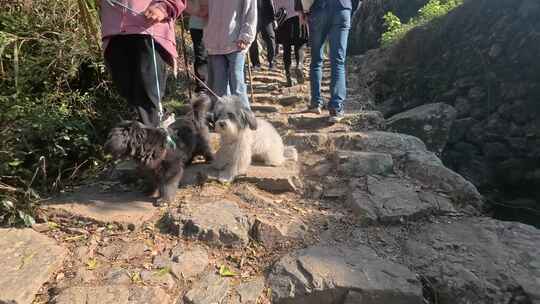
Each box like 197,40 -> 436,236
189,28 -> 208,92
105,34 -> 168,127
283,43 -> 306,74
249,21 -> 276,67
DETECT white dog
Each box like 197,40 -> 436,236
211,96 -> 285,182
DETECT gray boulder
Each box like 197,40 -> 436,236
398,150 -> 482,208
167,200 -> 251,247
267,244 -> 422,304
335,150 -> 394,176
348,176 -> 456,223
387,102 -> 457,153
403,217 -> 540,304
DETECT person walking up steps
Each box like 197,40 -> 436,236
201,0 -> 257,109
273,0 -> 308,87
101,0 -> 186,127
249,0 -> 277,70
188,15 -> 208,93
295,0 -> 359,123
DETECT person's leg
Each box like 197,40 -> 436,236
283,43 -> 293,87
226,52 -> 250,108
327,8 -> 351,116
308,9 -> 331,110
137,35 -> 168,127
294,42 -> 306,84
249,33 -> 261,68
208,54 -> 229,98
190,28 -> 208,91
105,35 -> 137,110
260,21 -> 276,68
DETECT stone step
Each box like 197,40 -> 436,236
285,131 -> 427,155
253,93 -> 278,103
278,95 -> 305,107
251,103 -> 283,113
181,147 -> 300,193
252,75 -> 283,84
287,112 -> 356,132
268,244 -> 423,303
45,184 -> 158,228
0,229 -> 67,304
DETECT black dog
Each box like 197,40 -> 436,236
104,95 -> 213,204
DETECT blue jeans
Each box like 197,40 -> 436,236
309,7 -> 351,112
208,52 -> 250,108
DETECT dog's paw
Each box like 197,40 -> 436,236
153,197 -> 171,207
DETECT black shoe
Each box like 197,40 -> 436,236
286,73 -> 294,87
253,64 -> 262,71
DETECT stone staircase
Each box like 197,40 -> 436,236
2,51 -> 539,304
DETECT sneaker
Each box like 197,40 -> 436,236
306,105 -> 323,114
328,109 -> 345,123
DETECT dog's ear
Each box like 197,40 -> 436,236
191,94 -> 211,121
240,107 -> 258,130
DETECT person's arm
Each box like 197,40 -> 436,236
237,0 -> 258,50
294,0 -> 303,12
145,0 -> 186,22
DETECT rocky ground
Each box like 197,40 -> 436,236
1,51 -> 539,304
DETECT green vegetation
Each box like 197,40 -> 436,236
0,1 -> 124,226
381,0 -> 464,47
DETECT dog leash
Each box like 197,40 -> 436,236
106,0 -> 176,148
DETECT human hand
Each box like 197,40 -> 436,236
144,4 -> 167,23
237,39 -> 249,50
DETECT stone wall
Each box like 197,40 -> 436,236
352,0 -> 540,212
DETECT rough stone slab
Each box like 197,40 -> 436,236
350,111 -> 387,131
45,185 -> 157,226
253,93 -> 278,103
268,244 -> 422,304
285,133 -> 329,152
251,217 -> 306,248
182,161 -> 300,193
237,164 -> 300,193
0,229 -> 67,304
184,272 -> 231,304
335,150 -> 394,176
251,103 -> 282,113
400,151 -> 482,208
347,176 -> 455,223
54,286 -> 170,304
231,277 -> 266,304
288,113 -> 355,130
278,95 -> 304,106
286,131 -> 426,154
168,200 -> 251,247
330,131 -> 427,156
253,75 -> 282,84
387,102 -> 457,153
402,217 -> 540,304
170,245 -> 209,280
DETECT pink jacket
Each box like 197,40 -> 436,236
101,0 -> 186,66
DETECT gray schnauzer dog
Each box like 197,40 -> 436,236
211,95 -> 285,183
105,95 -> 213,204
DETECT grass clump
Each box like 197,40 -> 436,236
381,0 -> 464,47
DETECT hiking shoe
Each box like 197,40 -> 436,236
306,105 -> 323,114
328,109 -> 345,123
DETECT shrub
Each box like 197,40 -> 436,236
0,0 -> 126,226
381,0 -> 464,47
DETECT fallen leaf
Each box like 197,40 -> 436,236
219,265 -> 236,277
131,272 -> 142,283
47,221 -> 60,229
86,258 -> 98,270
154,267 -> 171,277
